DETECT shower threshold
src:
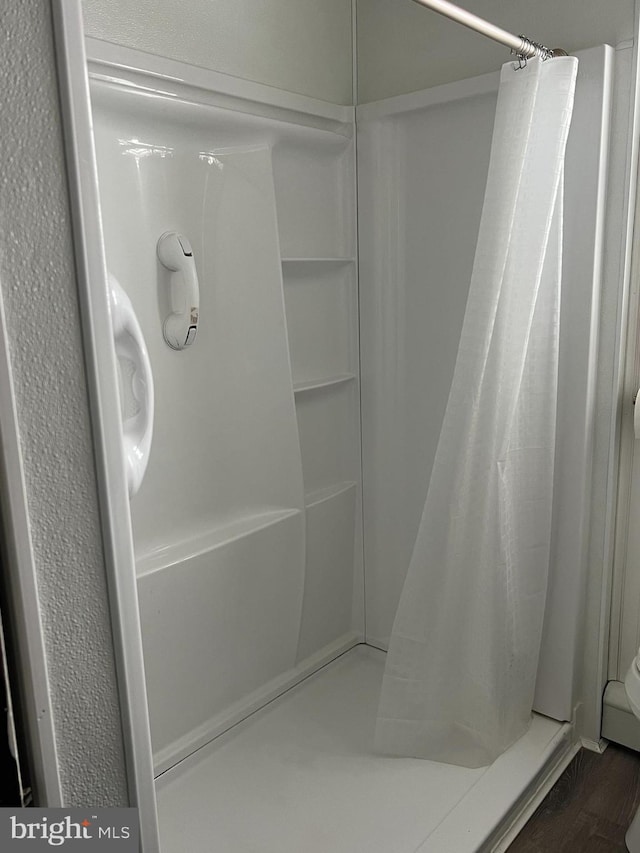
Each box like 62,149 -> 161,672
155,646 -> 575,853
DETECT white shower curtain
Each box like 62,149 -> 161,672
375,56 -> 578,768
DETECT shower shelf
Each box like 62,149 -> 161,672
281,257 -> 355,266
135,508 -> 302,577
305,480 -> 356,509
293,373 -> 355,395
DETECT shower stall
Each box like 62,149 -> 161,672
41,0 -> 635,850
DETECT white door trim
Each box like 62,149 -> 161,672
608,20 -> 640,689
51,3 -> 159,848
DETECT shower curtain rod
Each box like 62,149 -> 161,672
411,0 -> 564,60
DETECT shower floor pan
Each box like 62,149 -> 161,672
156,646 -> 575,853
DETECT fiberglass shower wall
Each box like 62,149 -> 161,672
88,34 -> 613,786
88,47 -> 363,774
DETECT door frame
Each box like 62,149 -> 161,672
604,3 -> 640,732
610,144 -> 640,684
50,2 -> 159,847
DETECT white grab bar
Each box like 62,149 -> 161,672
157,231 -> 200,350
109,273 -> 154,496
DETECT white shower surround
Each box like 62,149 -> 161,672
80,34 -> 616,853
88,37 -> 364,775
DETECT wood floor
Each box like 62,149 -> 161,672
509,743 -> 640,852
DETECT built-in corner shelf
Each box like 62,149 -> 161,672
293,373 -> 356,395
305,481 -> 357,510
281,257 -> 355,267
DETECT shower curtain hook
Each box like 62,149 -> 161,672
512,35 -> 555,70
511,38 -> 529,71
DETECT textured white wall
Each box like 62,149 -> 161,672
0,0 -> 128,804
83,0 -> 354,105
357,0 -> 635,102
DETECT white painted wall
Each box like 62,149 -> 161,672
82,0 -> 354,105
357,0 -> 634,101
0,0 -> 128,805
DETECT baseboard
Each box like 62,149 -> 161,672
581,736 -> 609,753
602,680 -> 640,752
153,632 -> 362,776
487,724 -> 580,853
